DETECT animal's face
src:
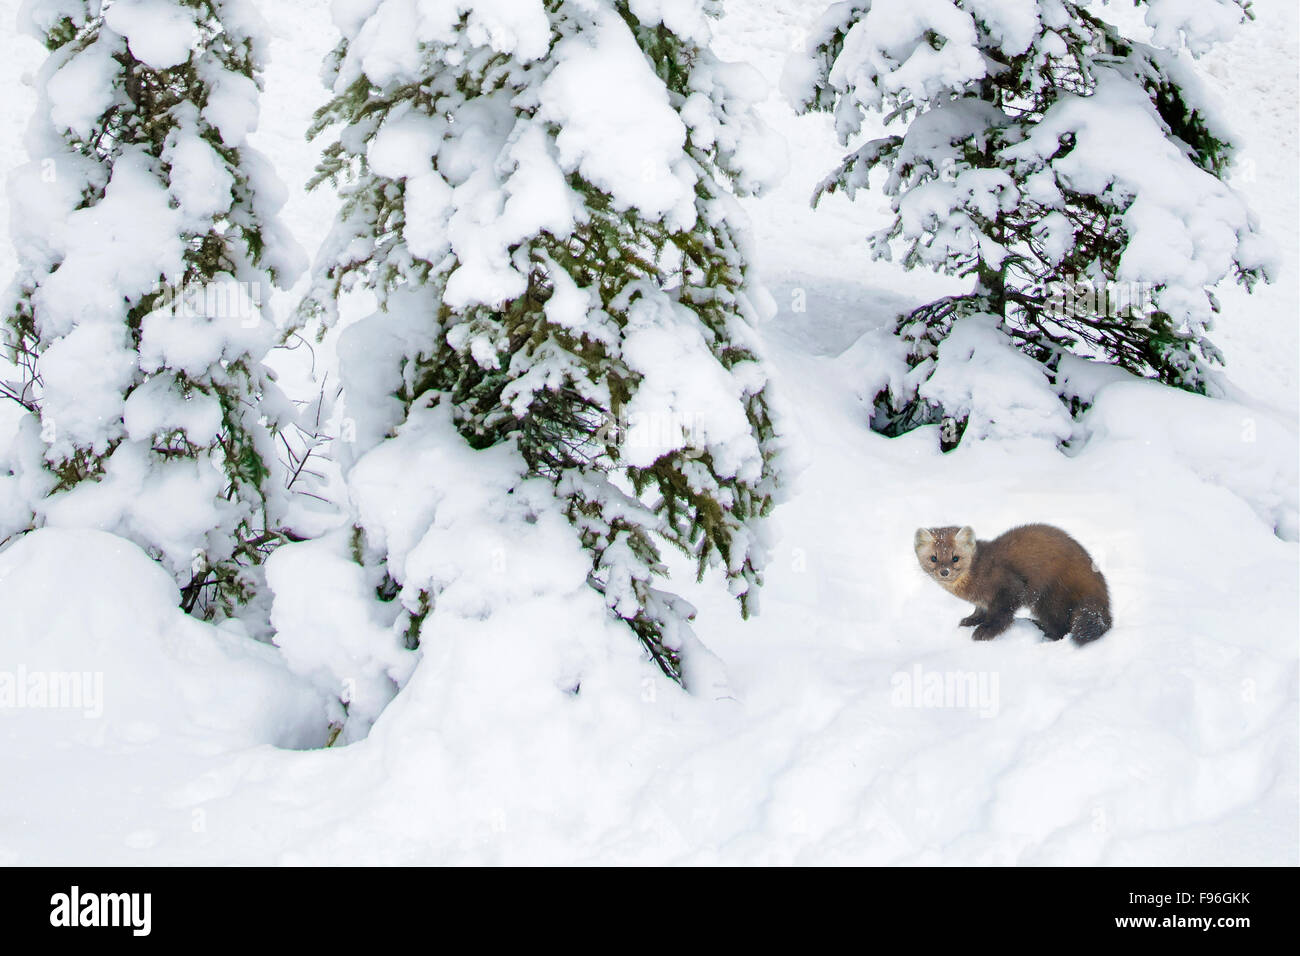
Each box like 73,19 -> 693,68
915,526 -> 976,590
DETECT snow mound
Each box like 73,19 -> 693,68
1080,379 -> 1299,540
0,528 -> 328,750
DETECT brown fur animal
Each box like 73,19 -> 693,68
914,524 -> 1111,644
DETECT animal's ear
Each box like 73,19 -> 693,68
955,526 -> 976,548
915,528 -> 934,550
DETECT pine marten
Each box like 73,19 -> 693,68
914,524 -> 1111,644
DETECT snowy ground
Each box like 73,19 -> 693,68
0,0 -> 1296,865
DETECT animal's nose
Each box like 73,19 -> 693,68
940,568 -> 949,577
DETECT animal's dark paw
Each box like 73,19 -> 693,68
971,625 -> 998,641
959,612 -> 985,627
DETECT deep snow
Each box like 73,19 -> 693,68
0,0 -> 1296,865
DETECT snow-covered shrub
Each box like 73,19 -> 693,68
298,0 -> 789,685
788,0 -> 1272,444
913,313 -> 1074,445
264,528 -> 414,739
2,1 -> 305,617
0,409 -> 47,547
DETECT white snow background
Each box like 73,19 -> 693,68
0,0 -> 1295,864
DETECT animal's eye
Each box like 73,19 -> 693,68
952,556 -> 959,563
930,556 -> 937,563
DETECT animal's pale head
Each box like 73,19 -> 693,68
915,526 -> 976,590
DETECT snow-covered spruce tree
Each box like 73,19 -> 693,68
787,0 -> 1271,441
301,0 -> 786,684
2,1 -> 304,615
